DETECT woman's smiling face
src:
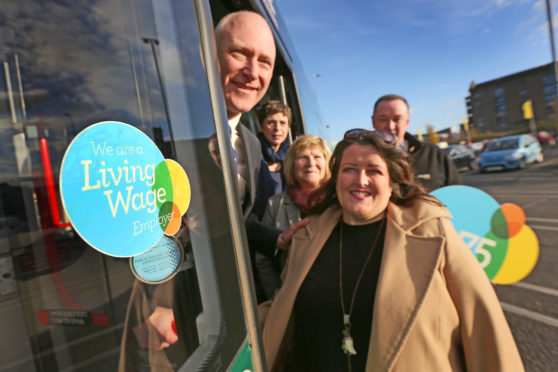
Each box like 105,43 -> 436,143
293,146 -> 327,191
336,144 -> 392,225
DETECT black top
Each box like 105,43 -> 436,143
292,218 -> 386,371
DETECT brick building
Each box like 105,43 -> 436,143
466,63 -> 558,134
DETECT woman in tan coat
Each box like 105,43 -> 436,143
260,129 -> 523,371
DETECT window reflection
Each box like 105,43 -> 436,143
1,0 -> 246,370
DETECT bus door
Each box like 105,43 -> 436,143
0,0 -> 262,370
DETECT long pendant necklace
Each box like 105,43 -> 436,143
339,217 -> 385,368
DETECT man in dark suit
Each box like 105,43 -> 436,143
215,11 -> 307,257
120,13 -> 307,366
215,11 -> 307,303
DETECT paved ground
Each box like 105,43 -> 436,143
462,145 -> 558,371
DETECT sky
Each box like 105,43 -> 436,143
277,0 -> 558,142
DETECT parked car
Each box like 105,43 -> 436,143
478,134 -> 543,172
480,139 -> 494,154
537,130 -> 556,146
443,144 -> 476,171
469,141 -> 487,156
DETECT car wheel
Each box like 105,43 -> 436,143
536,152 -> 544,163
518,158 -> 526,169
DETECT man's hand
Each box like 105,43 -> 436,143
276,218 -> 309,251
133,306 -> 178,350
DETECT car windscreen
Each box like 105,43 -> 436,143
486,138 -> 519,151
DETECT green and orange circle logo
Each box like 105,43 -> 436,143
60,121 -> 190,257
432,185 -> 539,284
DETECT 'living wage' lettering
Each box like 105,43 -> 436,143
80,142 -> 166,218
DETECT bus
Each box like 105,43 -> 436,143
0,0 -> 329,370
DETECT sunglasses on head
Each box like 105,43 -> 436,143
343,128 -> 396,145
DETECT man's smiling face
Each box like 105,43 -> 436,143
217,12 -> 276,118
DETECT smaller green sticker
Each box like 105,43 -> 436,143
230,339 -> 253,372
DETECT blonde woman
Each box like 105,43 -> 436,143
256,135 -> 332,300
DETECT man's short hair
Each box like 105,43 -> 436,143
257,100 -> 292,126
373,94 -> 409,115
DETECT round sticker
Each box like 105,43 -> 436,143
60,121 -> 190,257
130,236 -> 183,284
431,185 -> 539,284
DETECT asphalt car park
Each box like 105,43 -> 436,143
462,146 -> 558,371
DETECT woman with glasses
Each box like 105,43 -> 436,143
256,135 -> 332,300
260,129 -> 523,371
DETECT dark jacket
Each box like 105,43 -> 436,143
405,132 -> 462,191
238,123 -> 281,255
237,124 -> 282,304
256,190 -> 301,299
253,132 -> 289,216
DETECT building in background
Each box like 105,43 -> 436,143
466,62 -> 557,134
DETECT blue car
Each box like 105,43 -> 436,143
478,134 -> 543,172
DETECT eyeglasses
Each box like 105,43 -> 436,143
343,128 -> 396,145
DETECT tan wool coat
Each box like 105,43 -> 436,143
260,200 -> 524,372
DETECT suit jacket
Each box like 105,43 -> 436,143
262,190 -> 301,230
118,127 -> 279,370
256,191 -> 302,299
238,123 -> 281,259
261,200 -> 524,372
238,123 -> 261,215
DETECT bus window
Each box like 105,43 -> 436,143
0,0 -> 249,370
